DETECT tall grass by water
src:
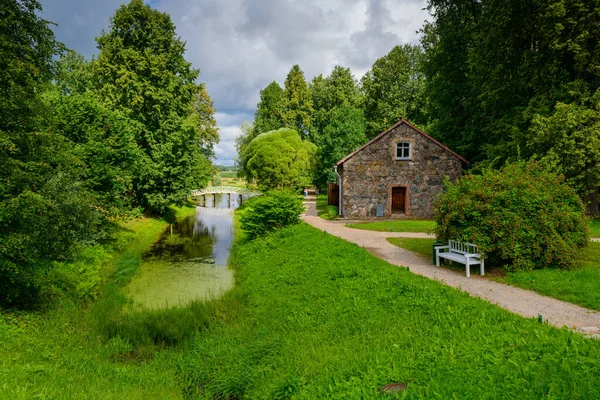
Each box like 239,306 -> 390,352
177,223 -> 600,398
0,205 -> 207,399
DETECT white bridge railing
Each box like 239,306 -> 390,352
191,186 -> 262,197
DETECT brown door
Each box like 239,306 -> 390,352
392,187 -> 406,214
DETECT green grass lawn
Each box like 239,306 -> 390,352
500,242 -> 600,310
388,237 -> 600,311
589,218 -> 600,237
315,194 -> 338,220
347,219 -> 436,232
387,237 -> 435,259
177,223 -> 600,399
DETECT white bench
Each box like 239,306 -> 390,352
435,240 -> 484,278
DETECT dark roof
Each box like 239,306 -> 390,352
336,119 -> 468,166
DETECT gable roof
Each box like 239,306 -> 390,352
336,119 -> 468,166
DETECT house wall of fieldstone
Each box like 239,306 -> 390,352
339,123 -> 463,218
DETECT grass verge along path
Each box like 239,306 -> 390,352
500,242 -> 600,311
315,194 -> 337,220
590,218 -> 600,237
178,223 -> 600,399
347,219 -> 435,233
389,237 -> 600,311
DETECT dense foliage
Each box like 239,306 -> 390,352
434,162 -> 589,271
422,0 -> 600,212
238,50 -> 425,191
361,44 -> 427,138
0,0 -> 218,308
0,0 -> 100,307
94,0 -> 217,212
239,191 -> 304,238
240,128 -> 316,191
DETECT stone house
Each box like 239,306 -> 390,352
333,119 -> 467,218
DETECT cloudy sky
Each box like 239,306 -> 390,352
39,0 -> 429,165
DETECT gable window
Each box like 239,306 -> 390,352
396,142 -> 412,160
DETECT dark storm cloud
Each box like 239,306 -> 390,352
39,0 -> 124,58
39,0 -> 428,165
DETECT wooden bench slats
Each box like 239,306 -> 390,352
435,240 -> 484,278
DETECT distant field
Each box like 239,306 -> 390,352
218,171 -> 248,189
219,171 -> 238,179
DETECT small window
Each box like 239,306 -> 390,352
396,142 -> 412,160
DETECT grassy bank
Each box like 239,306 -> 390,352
500,242 -> 600,310
387,237 -> 434,259
0,205 -> 198,399
315,194 -> 337,220
590,218 -> 600,237
347,219 -> 435,232
177,223 -> 600,399
388,237 -> 600,311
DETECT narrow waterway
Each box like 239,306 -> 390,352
126,193 -> 245,309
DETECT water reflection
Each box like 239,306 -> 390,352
126,197 -> 238,309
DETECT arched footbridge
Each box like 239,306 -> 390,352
191,186 -> 262,197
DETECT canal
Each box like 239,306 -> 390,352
125,193 -> 246,309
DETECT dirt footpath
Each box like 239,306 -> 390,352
302,202 -> 600,333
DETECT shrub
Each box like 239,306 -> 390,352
240,191 -> 305,239
434,161 -> 589,271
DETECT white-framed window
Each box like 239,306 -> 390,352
396,142 -> 412,160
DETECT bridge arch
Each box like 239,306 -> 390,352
191,186 -> 262,197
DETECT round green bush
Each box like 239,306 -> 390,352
434,161 -> 589,271
240,191 -> 305,239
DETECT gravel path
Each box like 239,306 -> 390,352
302,201 -> 600,333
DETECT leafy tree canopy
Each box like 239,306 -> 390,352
528,90 -> 600,213
361,44 -> 427,138
280,65 -> 314,139
93,0 -> 217,212
243,128 -> 316,190
313,106 -> 367,190
253,81 -> 284,135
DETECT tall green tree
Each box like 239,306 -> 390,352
311,66 -> 363,135
243,128 -> 316,190
309,66 -> 366,189
280,65 -> 314,139
421,0 -> 481,161
0,0 -> 101,307
235,121 -> 256,180
361,44 -> 427,138
45,88 -> 144,213
314,106 -> 367,189
529,91 -> 600,214
422,0 -> 600,165
93,0 -> 217,212
253,81 -> 284,134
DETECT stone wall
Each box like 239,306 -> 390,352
339,123 -> 463,218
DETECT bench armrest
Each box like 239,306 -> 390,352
436,246 -> 450,250
465,252 -> 481,258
